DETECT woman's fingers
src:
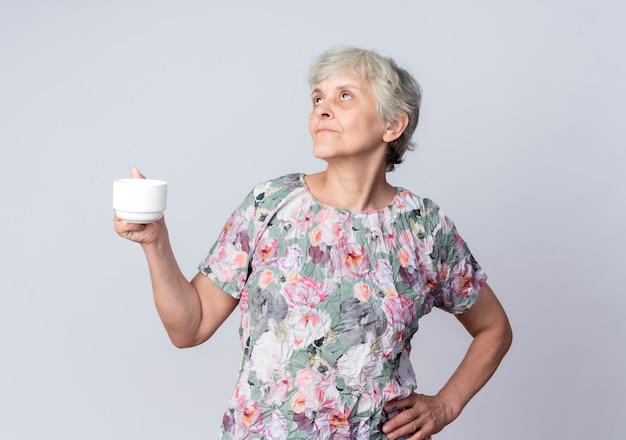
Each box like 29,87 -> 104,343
385,394 -> 418,412
113,214 -> 166,246
383,394 -> 449,440
113,215 -> 147,241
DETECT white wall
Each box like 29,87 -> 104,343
1,1 -> 624,439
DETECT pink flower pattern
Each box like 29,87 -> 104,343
199,174 -> 486,439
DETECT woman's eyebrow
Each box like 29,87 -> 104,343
311,83 -> 361,96
335,83 -> 361,92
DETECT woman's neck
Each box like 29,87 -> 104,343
305,163 -> 396,212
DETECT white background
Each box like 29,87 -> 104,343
1,1 -> 625,439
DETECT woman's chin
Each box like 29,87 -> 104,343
312,145 -> 334,161
313,141 -> 348,159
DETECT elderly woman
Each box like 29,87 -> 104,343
115,46 -> 512,439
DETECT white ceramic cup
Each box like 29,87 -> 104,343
113,178 -> 167,223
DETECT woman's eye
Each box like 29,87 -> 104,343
341,92 -> 351,100
314,97 -> 323,105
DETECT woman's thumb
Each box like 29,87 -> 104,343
130,167 -> 146,179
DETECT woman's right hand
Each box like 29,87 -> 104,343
113,168 -> 167,247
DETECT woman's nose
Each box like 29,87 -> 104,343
315,103 -> 332,119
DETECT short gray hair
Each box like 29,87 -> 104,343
308,46 -> 422,171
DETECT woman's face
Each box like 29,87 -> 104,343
309,73 -> 389,166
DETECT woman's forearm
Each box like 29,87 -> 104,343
382,283 -> 512,439
141,233 -> 203,348
436,316 -> 513,421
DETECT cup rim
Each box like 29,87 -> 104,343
114,178 -> 167,186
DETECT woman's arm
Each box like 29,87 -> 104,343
382,282 -> 512,440
114,169 -> 239,348
140,225 -> 239,348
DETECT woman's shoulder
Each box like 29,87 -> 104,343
395,186 -> 442,216
249,173 -> 305,209
395,189 -> 462,238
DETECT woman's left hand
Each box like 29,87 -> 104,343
382,393 -> 453,440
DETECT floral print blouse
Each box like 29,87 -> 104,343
199,173 -> 486,439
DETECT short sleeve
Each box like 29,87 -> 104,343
198,191 -> 257,298
428,201 -> 487,314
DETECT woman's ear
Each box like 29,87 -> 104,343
382,112 -> 409,143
